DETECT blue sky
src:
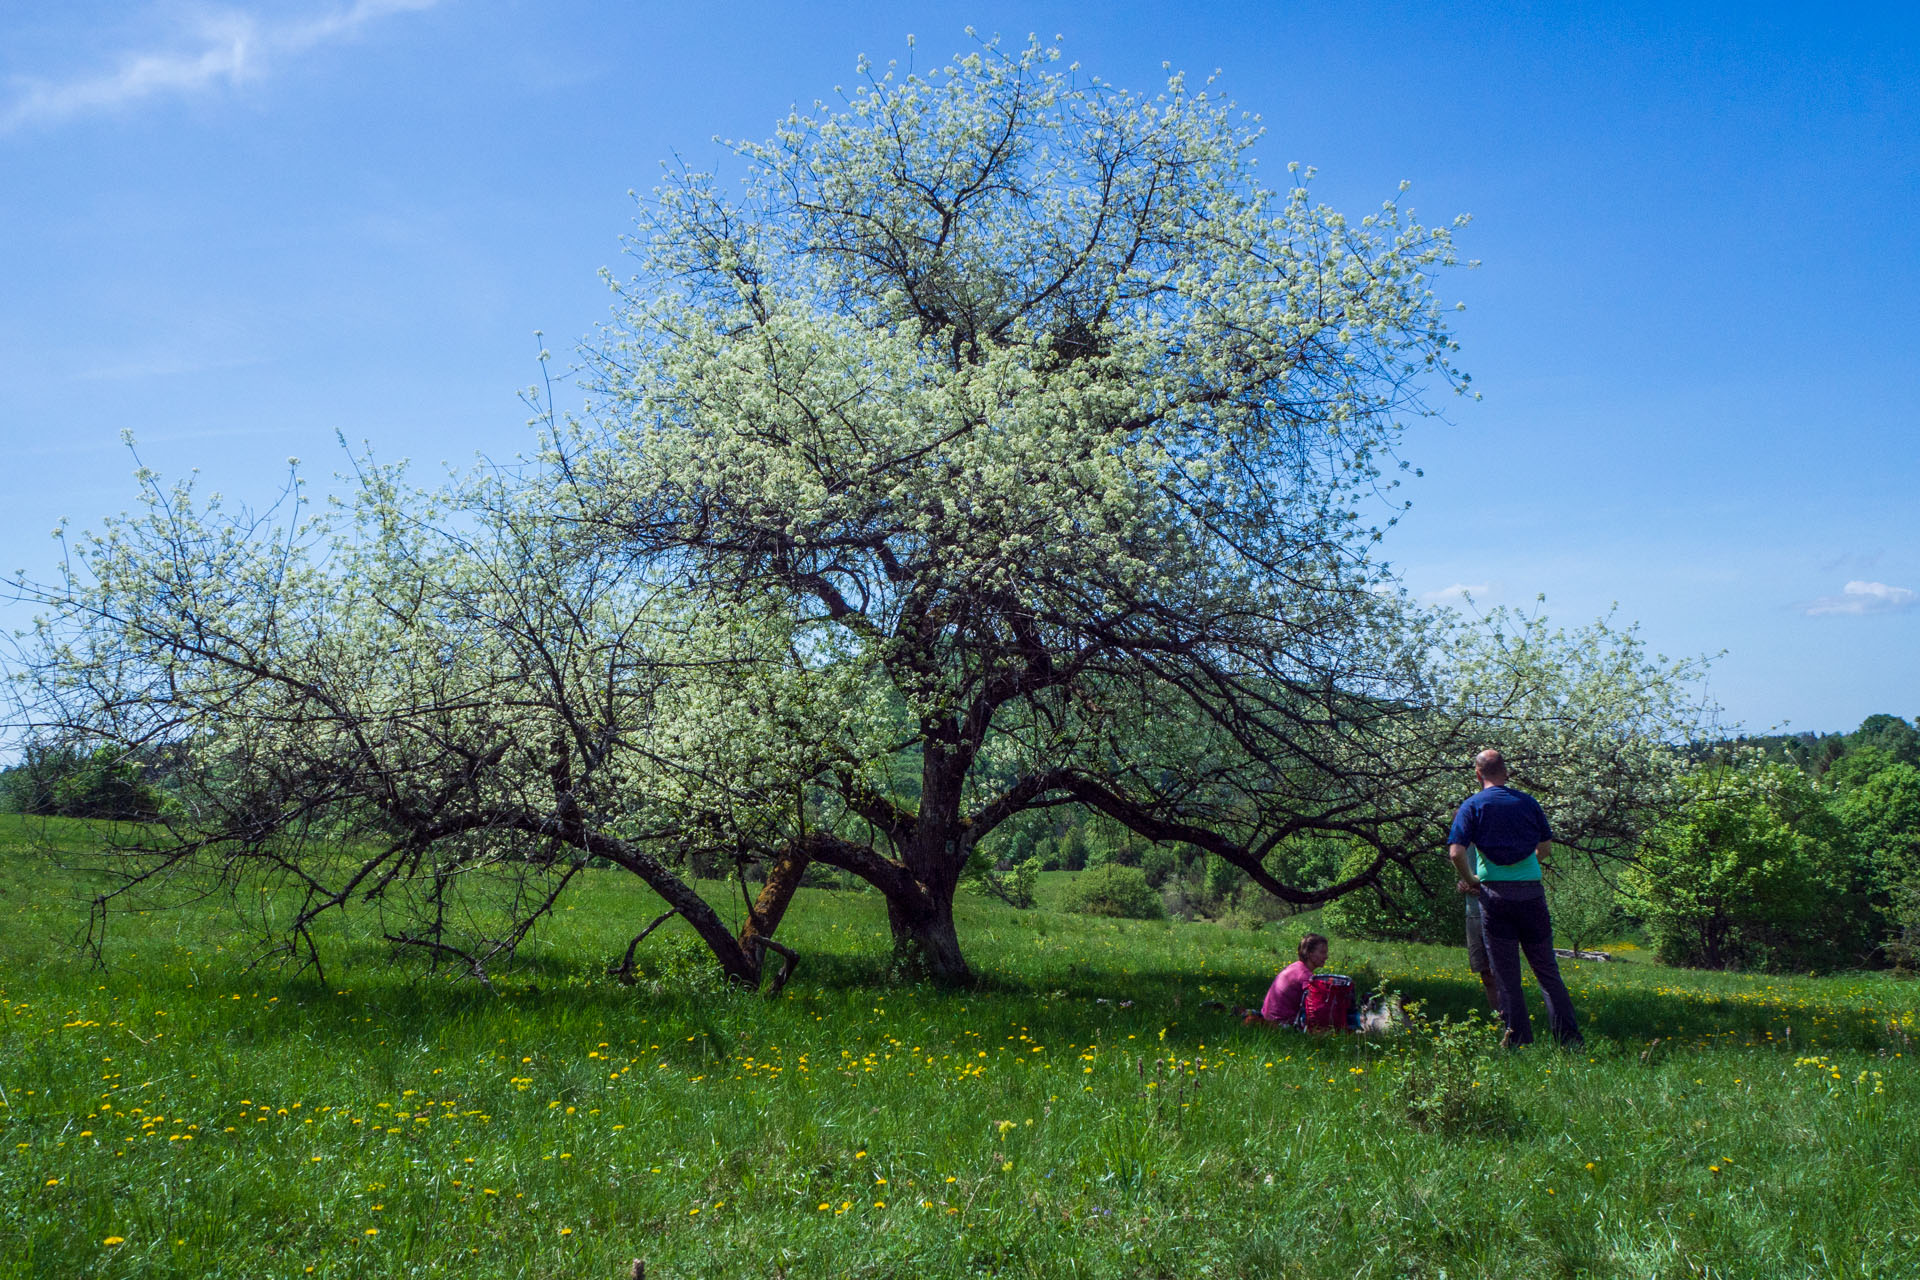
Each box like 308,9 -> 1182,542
2,0 -> 1915,734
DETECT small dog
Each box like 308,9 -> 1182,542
1356,995 -> 1407,1036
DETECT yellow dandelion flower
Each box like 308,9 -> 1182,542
103,1237 -> 126,1246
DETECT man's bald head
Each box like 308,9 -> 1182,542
1473,748 -> 1509,783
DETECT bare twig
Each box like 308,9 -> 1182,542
608,910 -> 677,985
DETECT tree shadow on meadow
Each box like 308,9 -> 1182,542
1565,980 -> 1898,1053
36,885 -> 1905,1063
172,956 -> 1901,1076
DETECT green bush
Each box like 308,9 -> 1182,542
1087,842 -> 1143,869
961,843 -> 1041,909
1321,844 -> 1463,945
1218,881 -> 1294,930
1624,764 -> 1878,972
1202,852 -> 1245,904
1056,824 -> 1090,871
0,745 -> 164,821
1888,878 -> 1920,972
1061,864 -> 1165,920
1833,759 -> 1920,967
1834,760 -> 1920,885
1549,860 -> 1625,955
984,856 -> 1042,909
1397,1007 -> 1516,1136
1138,844 -> 1180,889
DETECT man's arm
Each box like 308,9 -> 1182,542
1531,797 -> 1554,869
1448,843 -> 1480,892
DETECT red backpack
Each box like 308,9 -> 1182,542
1300,973 -> 1354,1031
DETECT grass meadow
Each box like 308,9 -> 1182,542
2,814 -> 1915,1279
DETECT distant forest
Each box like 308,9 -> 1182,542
1695,712 -> 1920,779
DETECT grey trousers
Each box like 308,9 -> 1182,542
1481,891 -> 1583,1047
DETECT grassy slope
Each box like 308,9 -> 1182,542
1,816 -> 1915,1279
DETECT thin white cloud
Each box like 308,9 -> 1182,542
1804,580 -> 1919,617
77,350 -> 265,382
1,1 -> 440,133
1420,582 -> 1490,605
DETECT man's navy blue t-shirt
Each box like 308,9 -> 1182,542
1448,786 -> 1553,869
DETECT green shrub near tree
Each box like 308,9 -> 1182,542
1321,845 -> 1463,946
1202,852 -> 1246,905
1831,756 -> 1920,967
1086,841 -> 1143,870
0,745 -> 163,821
1548,860 -> 1625,956
961,844 -> 1042,909
1061,864 -> 1166,920
1624,764 -> 1878,972
1832,758 -> 1920,879
1137,844 -> 1181,889
1889,879 -> 1920,971
1055,825 -> 1090,872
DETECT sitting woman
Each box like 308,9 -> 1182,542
1251,932 -> 1360,1030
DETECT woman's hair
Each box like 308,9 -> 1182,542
1297,933 -> 1329,963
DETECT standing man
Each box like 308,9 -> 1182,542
1447,748 -> 1583,1048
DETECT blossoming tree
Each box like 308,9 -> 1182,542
548,36 -> 1488,980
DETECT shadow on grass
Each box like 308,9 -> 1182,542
7,841 -> 1903,1060
104,935 -> 1899,1078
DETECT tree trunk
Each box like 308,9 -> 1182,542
886,880 -> 972,986
878,741 -> 975,984
800,830 -> 973,985
734,846 -> 809,992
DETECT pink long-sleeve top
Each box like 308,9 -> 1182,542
1260,960 -> 1314,1023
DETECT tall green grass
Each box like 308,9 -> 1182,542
2,816 -> 1915,1278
